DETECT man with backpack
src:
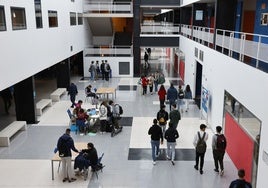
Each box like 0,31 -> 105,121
157,105 -> 169,135
109,100 -> 123,136
193,124 -> 208,175
212,126 -> 227,176
57,128 -> 79,182
229,169 -> 252,188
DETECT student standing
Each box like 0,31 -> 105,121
57,128 -> 79,182
193,124 -> 208,174
164,122 -> 179,165
148,119 -> 163,165
212,126 -> 227,176
184,84 -> 192,112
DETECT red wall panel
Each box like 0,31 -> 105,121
225,112 -> 254,182
179,60 -> 185,82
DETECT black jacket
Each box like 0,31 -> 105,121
164,127 -> 179,142
148,124 -> 163,142
82,147 -> 98,165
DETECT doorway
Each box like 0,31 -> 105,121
195,61 -> 202,109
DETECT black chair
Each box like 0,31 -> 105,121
91,153 -> 105,179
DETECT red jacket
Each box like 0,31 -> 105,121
158,88 -> 166,100
142,77 -> 148,87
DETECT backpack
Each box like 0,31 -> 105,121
216,134 -> 227,151
115,104 -> 123,115
88,65 -> 92,72
106,64 -> 111,71
57,137 -> 69,157
178,89 -> 184,99
196,132 -> 207,153
158,111 -> 166,124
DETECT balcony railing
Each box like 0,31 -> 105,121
83,1 -> 133,14
84,46 -> 133,57
181,24 -> 268,73
140,22 -> 180,35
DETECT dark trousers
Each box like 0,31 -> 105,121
142,86 -> 147,95
70,95 -> 76,107
105,72 -> 109,81
213,150 -> 225,170
102,72 -> 105,80
195,151 -> 205,170
100,120 -> 107,132
160,99 -> 165,109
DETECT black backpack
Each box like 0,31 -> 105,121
115,104 -> 123,115
216,134 -> 227,151
57,137 -> 69,157
178,89 -> 184,99
196,132 -> 207,153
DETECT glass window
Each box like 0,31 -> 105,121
11,7 -> 27,30
48,10 -> 58,27
0,6 -> 6,31
70,12 -> 76,26
34,0 -> 43,28
77,13 -> 83,25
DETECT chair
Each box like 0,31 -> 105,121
91,153 -> 105,179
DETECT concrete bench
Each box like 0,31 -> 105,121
0,121 -> 27,147
36,99 -> 52,115
50,88 -> 66,102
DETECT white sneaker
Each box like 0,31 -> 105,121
220,170 -> 224,176
152,161 -> 156,165
166,155 -> 171,160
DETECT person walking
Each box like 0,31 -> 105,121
193,124 -> 208,175
158,84 -> 166,109
167,83 -> 178,111
164,122 -> 179,165
68,83 -> 78,108
104,60 -> 111,81
169,104 -> 181,129
184,84 -> 192,112
148,119 -> 163,165
157,105 -> 169,135
141,75 -> 148,95
212,126 -> 227,176
229,169 -> 252,188
177,85 -> 185,113
154,71 -> 160,93
57,128 -> 79,182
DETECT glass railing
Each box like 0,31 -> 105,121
83,1 -> 133,14
140,22 -> 180,35
84,45 -> 133,57
181,24 -> 268,73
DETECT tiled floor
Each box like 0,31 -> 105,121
0,75 -> 238,188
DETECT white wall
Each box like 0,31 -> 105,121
0,0 -> 89,90
180,36 -> 268,188
83,56 -> 133,77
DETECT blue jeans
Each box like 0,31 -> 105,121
154,81 -> 158,92
151,140 -> 160,161
177,99 -> 184,111
90,71 -> 95,81
167,142 -> 176,161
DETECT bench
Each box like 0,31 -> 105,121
50,88 -> 66,102
0,121 -> 27,147
36,99 -> 52,115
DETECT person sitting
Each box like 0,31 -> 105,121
74,142 -> 98,175
85,85 -> 98,99
76,108 -> 89,134
73,100 -> 83,117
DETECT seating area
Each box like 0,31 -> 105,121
50,88 -> 66,102
0,121 -> 27,147
36,99 -> 52,116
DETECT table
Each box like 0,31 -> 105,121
51,142 -> 87,180
96,87 -> 116,99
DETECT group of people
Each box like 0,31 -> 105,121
56,128 -> 100,182
140,71 -> 165,95
158,83 -> 193,112
88,60 -> 111,82
149,103 -> 181,165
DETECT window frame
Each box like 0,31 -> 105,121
34,0 -> 43,29
0,6 -> 6,31
48,10 -> 58,28
10,7 -> 27,30
70,12 -> 76,26
77,13 -> 83,25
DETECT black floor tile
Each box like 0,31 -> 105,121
120,117 -> 133,126
128,148 -> 195,161
118,85 -> 137,91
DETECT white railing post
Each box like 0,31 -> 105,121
239,34 -> 245,61
222,30 -> 225,53
229,32 -> 234,57
256,36 -> 261,68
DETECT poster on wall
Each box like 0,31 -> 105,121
201,86 -> 209,120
